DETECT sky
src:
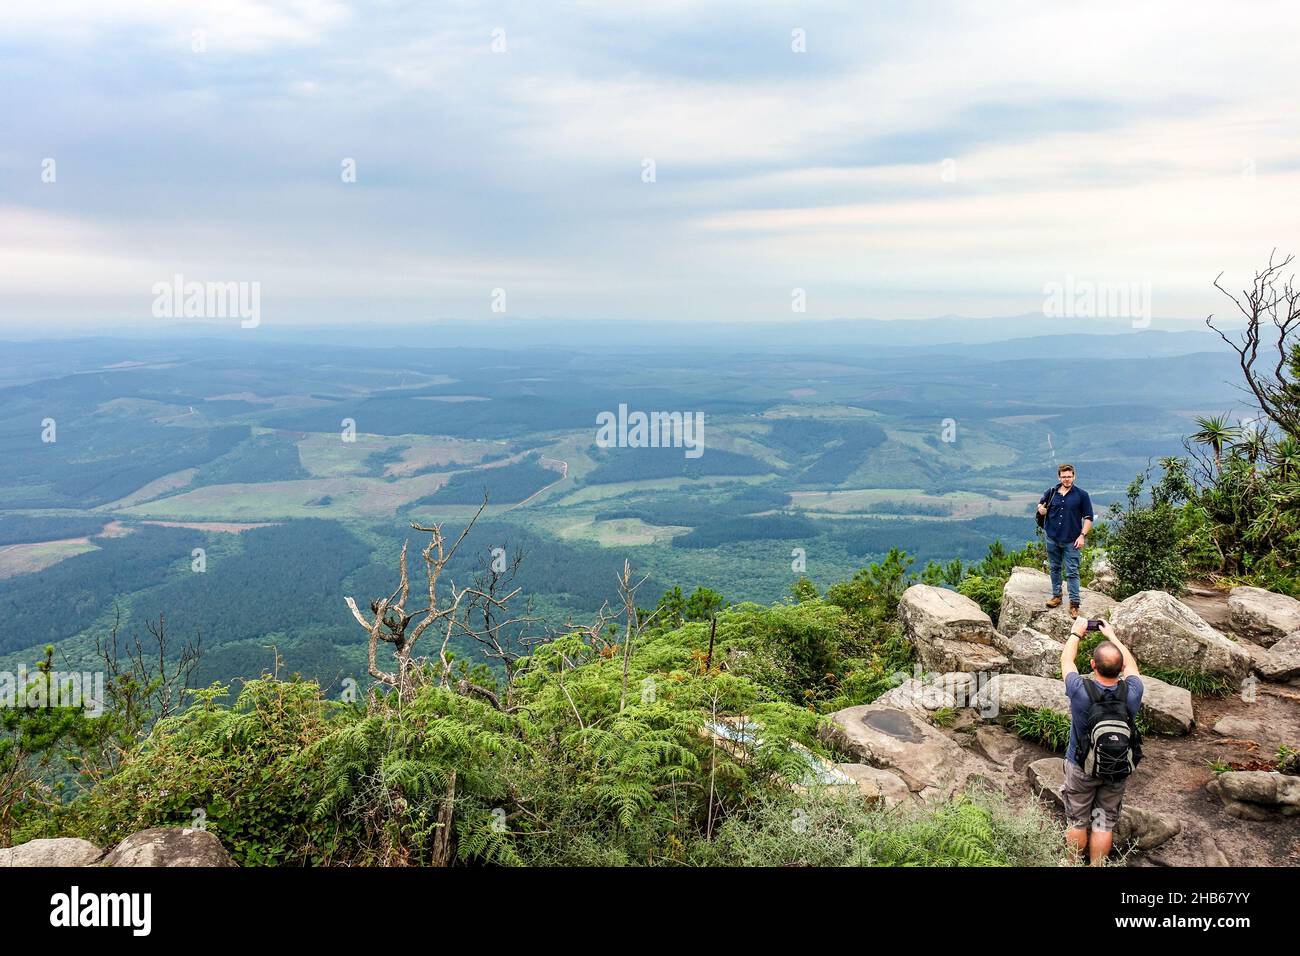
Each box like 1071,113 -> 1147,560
2,0 -> 1299,330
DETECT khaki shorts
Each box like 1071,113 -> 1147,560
1061,760 -> 1125,832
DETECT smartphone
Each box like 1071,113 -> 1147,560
1085,619 -> 1104,632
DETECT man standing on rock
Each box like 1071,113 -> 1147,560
1037,463 -> 1093,615
1060,617 -> 1144,865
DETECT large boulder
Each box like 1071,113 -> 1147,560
998,567 -> 1116,640
1111,591 -> 1252,682
1134,674 -> 1194,735
897,585 -> 1008,673
821,703 -> 991,802
0,837 -> 103,867
971,673 -> 1068,720
992,625 -> 1063,678
103,828 -> 235,867
1206,771 -> 1300,819
1249,631 -> 1300,681
1228,586 -> 1300,647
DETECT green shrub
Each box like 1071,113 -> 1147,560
691,786 -> 1063,867
1008,707 -> 1071,752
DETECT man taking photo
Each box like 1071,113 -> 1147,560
1036,463 -> 1093,615
1060,617 -> 1144,865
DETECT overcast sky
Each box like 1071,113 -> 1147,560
2,0 -> 1298,329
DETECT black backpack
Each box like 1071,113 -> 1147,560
1078,678 -> 1143,782
1035,484 -> 1060,531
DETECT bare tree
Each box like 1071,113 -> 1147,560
344,498 -> 521,702
1207,250 -> 1300,438
616,560 -> 663,712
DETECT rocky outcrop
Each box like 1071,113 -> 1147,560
1248,631 -> 1300,681
1227,586 -> 1300,647
998,566 -> 1116,640
1111,591 -> 1252,682
897,585 -> 1009,673
1206,770 -> 1300,819
821,703 -> 991,802
103,828 -> 236,867
992,625 -> 1062,678
0,837 -> 104,867
1026,757 -> 1180,851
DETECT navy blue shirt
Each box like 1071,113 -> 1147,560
1041,484 -> 1093,544
1065,672 -> 1143,763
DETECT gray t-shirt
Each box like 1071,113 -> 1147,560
1065,671 -> 1143,763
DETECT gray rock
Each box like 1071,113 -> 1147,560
1026,756 -> 1066,810
993,625 -> 1063,678
1228,586 -> 1300,647
1111,591 -> 1252,682
1113,804 -> 1181,851
1206,770 -> 1300,817
971,725 -> 1031,766
821,703 -> 991,803
1212,715 -> 1262,739
998,566 -> 1116,640
897,585 -> 1007,673
920,638 -> 1011,674
834,764 -> 912,808
972,673 -> 1069,720
1250,631 -> 1300,681
103,828 -> 236,867
1135,674 -> 1194,736
1198,836 -> 1231,867
0,837 -> 104,867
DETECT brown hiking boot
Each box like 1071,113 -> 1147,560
1069,602 -> 1081,615
1045,595 -> 1063,608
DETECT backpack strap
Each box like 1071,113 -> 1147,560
1113,677 -> 1129,705
1081,677 -> 1103,702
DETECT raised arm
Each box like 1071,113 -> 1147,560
1062,616 -> 1084,677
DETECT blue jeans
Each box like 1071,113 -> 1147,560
1046,537 -> 1081,604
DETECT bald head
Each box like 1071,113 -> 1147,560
1092,641 -> 1123,678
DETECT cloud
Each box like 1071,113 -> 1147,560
1,1 -> 1298,325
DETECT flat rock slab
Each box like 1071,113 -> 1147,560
103,828 -> 235,867
1111,590 -> 1252,682
998,566 -> 1116,640
0,838 -> 104,867
822,703 -> 992,802
1228,586 -> 1300,647
1212,715 -> 1263,739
